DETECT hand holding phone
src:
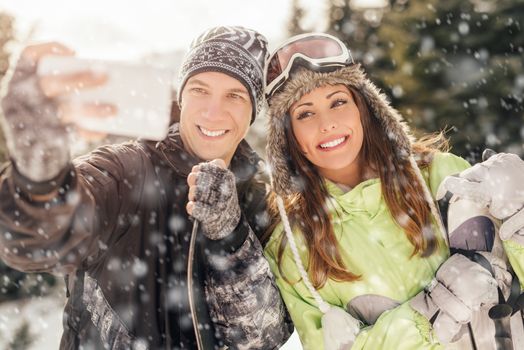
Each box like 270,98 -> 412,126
38,56 -> 174,141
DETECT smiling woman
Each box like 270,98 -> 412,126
262,32 -> 524,350
288,84 -> 365,187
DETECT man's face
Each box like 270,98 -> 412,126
179,71 -> 252,165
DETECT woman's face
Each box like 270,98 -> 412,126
289,84 -> 364,184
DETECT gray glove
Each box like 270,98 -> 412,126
436,153 -> 524,241
477,251 -> 512,300
191,162 -> 241,240
1,55 -> 69,182
410,254 -> 498,344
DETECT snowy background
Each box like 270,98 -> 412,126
0,0 -> 522,349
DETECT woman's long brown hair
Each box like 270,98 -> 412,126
265,86 -> 449,289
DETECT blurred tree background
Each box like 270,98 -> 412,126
291,0 -> 524,163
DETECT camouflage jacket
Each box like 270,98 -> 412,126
0,124 -> 292,350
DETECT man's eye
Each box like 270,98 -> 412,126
191,87 -> 207,94
229,93 -> 246,101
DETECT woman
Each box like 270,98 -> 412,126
262,33 -> 524,349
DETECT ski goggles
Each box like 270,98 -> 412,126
264,33 -> 354,98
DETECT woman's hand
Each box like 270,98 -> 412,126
437,152 -> 524,241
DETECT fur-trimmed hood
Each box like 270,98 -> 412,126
266,64 -> 415,195
264,64 -> 449,349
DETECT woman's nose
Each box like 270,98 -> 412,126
320,119 -> 338,133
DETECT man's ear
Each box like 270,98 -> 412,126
170,100 -> 181,124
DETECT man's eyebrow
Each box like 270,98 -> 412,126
227,88 -> 249,95
186,79 -> 210,87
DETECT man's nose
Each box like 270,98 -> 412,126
202,97 -> 225,120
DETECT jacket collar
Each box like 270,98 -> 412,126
325,178 -> 383,219
155,123 -> 261,186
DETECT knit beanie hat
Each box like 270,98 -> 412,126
177,26 -> 269,124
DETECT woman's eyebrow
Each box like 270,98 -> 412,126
326,90 -> 348,99
290,101 -> 313,114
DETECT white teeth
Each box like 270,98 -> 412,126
199,126 -> 227,137
320,137 -> 346,149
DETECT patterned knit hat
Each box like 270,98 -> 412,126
177,26 -> 269,124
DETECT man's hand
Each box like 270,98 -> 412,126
186,159 -> 241,240
1,42 -> 116,182
437,153 -> 524,241
4,42 -> 116,138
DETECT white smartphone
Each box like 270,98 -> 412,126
37,56 -> 174,141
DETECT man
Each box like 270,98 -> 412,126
0,26 -> 291,349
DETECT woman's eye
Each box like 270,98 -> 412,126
296,111 -> 313,120
331,99 -> 348,108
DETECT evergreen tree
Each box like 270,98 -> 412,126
381,0 -> 523,161
326,0 -> 391,82
326,0 -> 524,161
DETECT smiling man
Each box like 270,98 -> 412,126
179,72 -> 252,164
0,26 -> 291,349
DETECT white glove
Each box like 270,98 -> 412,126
410,254 -> 499,344
437,153 -> 524,241
477,251 -> 512,300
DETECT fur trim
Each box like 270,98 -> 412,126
266,64 -> 415,195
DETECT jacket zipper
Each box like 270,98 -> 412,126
160,148 -> 203,350
188,221 -> 204,350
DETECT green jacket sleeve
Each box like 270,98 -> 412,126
425,152 -> 471,197
265,236 -> 444,350
351,302 -> 443,350
265,231 -> 442,350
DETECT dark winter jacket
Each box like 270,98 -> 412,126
0,124 -> 292,350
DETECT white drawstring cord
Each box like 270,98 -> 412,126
275,194 -> 331,313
